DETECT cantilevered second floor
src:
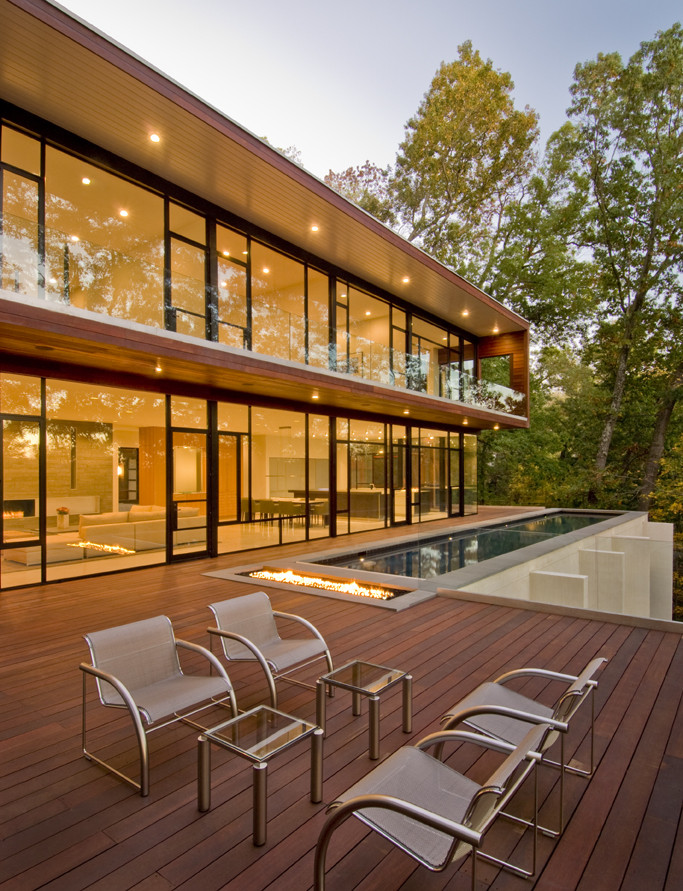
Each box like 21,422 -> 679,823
0,0 -> 529,433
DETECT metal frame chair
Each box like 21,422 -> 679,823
440,656 -> 607,835
81,614 -> 237,796
208,591 -> 333,709
314,719 -> 552,890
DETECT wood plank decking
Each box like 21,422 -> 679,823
1,511 -> 682,890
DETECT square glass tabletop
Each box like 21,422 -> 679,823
203,705 -> 316,762
321,660 -> 406,694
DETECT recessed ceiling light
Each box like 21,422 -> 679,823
365,311 -> 371,316
311,225 -> 319,232
493,326 -> 499,333
155,363 -> 162,373
312,394 -> 319,400
220,281 -> 228,288
70,235 -> 79,242
81,177 -> 91,185
402,276 -> 410,284
150,133 -> 161,143
222,250 -> 230,257
462,309 -> 469,317
119,209 -> 129,218
493,424 -> 500,430
263,267 -> 270,274
403,409 -> 409,415
463,418 -> 468,425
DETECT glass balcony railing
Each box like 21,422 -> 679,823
1,214 -> 526,419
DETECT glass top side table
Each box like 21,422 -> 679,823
198,705 -> 323,845
316,659 -> 412,759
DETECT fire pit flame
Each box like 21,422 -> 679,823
248,568 -> 395,601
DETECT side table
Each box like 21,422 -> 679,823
198,705 -> 323,845
316,660 -> 412,759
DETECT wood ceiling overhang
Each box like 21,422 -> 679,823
1,0 -> 529,339
0,294 -> 528,430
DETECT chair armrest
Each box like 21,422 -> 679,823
176,638 -> 237,716
327,792 -> 483,846
440,703 -> 568,734
493,667 -> 579,685
417,728 -> 520,757
80,662 -> 146,725
176,638 -> 233,682
272,610 -> 328,645
207,627 -> 271,661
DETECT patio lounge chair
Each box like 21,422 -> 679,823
208,591 -> 333,709
314,720 -> 551,890
81,614 -> 237,796
440,656 -> 607,834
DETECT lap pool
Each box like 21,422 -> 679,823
315,512 -> 615,580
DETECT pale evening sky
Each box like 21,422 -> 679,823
56,0 -> 681,179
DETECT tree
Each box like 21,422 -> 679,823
324,161 -> 396,225
390,40 -> 539,274
553,25 -> 683,481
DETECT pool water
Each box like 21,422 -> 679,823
318,512 -> 612,580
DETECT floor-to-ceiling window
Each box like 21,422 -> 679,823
251,245 -> 305,364
336,419 -> 387,534
0,375 -> 169,589
463,432 -> 478,515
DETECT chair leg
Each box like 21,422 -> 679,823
81,670 -> 150,796
477,763 -> 539,879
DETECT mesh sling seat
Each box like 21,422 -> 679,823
314,720 -> 551,890
208,591 -> 333,709
81,615 -> 237,796
440,656 -> 607,835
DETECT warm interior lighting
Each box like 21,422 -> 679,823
311,225 -> 319,232
119,209 -> 129,218
365,310 -> 371,316
70,235 -> 79,242
263,267 -> 270,274
493,326 -> 499,333
81,177 -> 91,185
462,309 -> 469,317
155,362 -> 162,373
68,541 -> 135,555
403,409 -> 409,415
463,418 -> 469,425
402,276 -> 410,283
150,133 -> 161,143
493,424 -> 500,430
248,568 -> 397,601
312,393 -> 319,400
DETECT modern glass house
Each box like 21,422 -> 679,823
0,0 -> 530,589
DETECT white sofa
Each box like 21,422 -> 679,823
79,504 -> 204,551
5,504 -> 204,566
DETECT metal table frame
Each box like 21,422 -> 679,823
316,659 -> 412,759
198,705 -> 323,845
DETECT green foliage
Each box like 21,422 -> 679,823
326,25 -> 683,522
324,162 -> 396,225
390,40 -> 539,272
649,439 -> 683,531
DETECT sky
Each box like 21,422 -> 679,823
55,0 -> 681,179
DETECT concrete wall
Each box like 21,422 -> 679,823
454,513 -> 673,620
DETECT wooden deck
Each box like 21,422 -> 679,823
1,510 -> 682,890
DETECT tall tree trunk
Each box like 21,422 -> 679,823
637,369 -> 683,511
594,341 -> 631,473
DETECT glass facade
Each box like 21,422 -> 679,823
0,371 -> 476,589
0,112 -> 516,589
0,120 -> 525,416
